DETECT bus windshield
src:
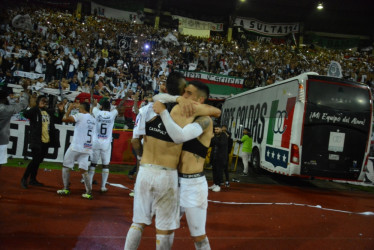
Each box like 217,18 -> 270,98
306,80 -> 371,132
303,78 -> 372,180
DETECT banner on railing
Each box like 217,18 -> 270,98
13,71 -> 45,80
172,15 -> 224,32
91,1 -> 143,24
178,70 -> 245,88
7,121 -> 136,165
234,17 -> 299,37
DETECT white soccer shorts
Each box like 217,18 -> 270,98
63,146 -> 91,170
132,164 -> 180,231
92,145 -> 112,165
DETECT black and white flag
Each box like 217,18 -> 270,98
117,35 -> 132,51
327,61 -> 343,78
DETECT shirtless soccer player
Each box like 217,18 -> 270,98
153,80 -> 213,250
124,72 -> 220,250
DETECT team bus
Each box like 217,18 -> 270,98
221,72 -> 373,181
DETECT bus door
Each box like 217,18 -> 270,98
301,79 -> 372,180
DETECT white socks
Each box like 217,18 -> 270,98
62,167 -> 70,190
82,172 -> 92,194
156,233 -> 174,250
194,237 -> 211,250
88,166 -> 109,189
102,168 -> 109,188
88,166 -> 95,185
124,223 -> 144,250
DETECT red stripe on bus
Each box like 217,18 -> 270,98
281,97 -> 296,148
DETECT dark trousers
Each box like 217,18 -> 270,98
212,161 -> 224,185
223,161 -> 230,182
22,143 -> 49,181
56,69 -> 63,80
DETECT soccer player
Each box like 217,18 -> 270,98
88,98 -> 125,192
57,102 -> 96,199
124,73 -> 220,250
153,81 -> 213,249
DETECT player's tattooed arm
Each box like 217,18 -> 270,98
195,116 -> 211,131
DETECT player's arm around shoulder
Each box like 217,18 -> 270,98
170,104 -> 195,127
195,104 -> 221,118
195,115 -> 214,143
195,115 -> 212,132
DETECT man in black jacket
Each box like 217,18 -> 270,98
209,125 -> 228,192
21,95 -> 65,188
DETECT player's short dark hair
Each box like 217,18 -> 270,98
188,80 -> 210,102
166,71 -> 185,96
81,102 -> 90,112
101,100 -> 111,111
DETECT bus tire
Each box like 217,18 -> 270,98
252,149 -> 261,173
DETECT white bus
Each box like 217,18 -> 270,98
221,72 -> 373,181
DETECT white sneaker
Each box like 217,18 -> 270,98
100,187 -> 108,193
212,185 -> 221,192
208,184 -> 217,190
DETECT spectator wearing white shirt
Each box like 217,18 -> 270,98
55,56 -> 65,80
34,55 -> 45,74
69,54 -> 79,70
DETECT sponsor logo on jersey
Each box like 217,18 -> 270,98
149,122 -> 167,135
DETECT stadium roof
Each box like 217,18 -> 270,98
143,0 -> 374,38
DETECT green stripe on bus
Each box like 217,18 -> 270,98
266,100 -> 279,145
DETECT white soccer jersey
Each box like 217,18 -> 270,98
71,113 -> 96,153
132,103 -> 155,139
92,107 -> 118,150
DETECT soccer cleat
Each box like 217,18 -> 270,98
82,193 -> 93,199
129,191 -> 135,197
225,181 -> 230,188
208,184 -> 217,190
57,189 -> 70,195
212,185 -> 221,192
100,187 -> 108,193
240,172 -> 248,176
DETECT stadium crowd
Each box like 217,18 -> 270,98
0,5 -> 373,116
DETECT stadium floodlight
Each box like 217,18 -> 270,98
317,3 -> 324,10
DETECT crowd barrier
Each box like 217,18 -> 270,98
8,121 -> 136,165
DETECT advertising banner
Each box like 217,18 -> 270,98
7,121 -> 136,165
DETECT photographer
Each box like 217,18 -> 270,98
21,95 -> 65,189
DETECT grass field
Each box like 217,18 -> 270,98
3,157 -> 132,175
